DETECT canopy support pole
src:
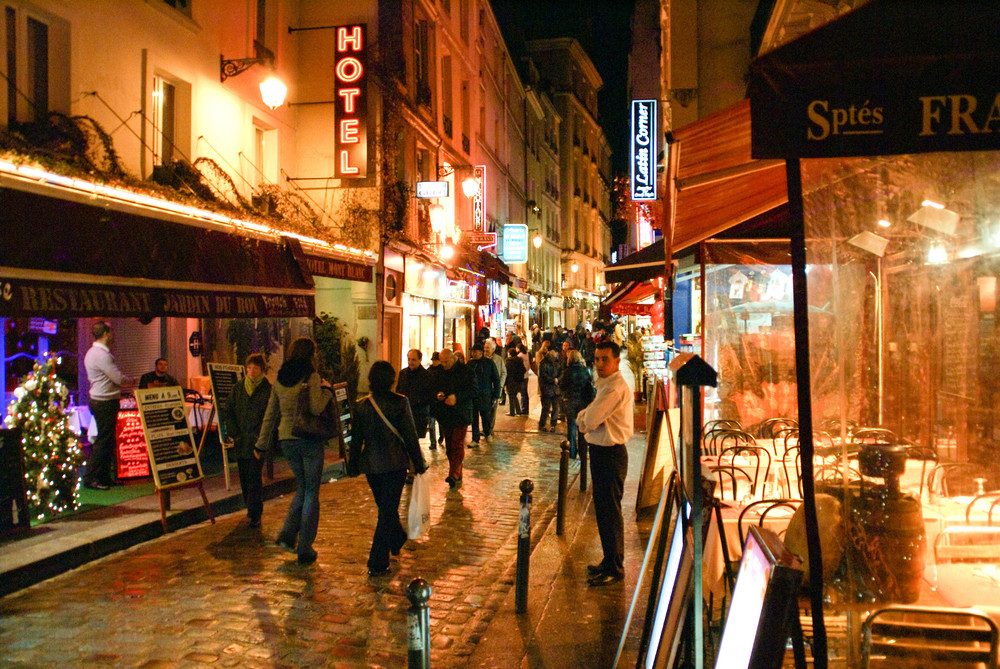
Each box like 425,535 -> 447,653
787,157 -> 828,668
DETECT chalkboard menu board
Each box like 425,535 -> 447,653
135,387 -> 204,489
115,410 -> 150,478
332,382 -> 352,460
207,363 -> 244,443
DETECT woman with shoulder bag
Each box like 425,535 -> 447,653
352,361 -> 428,577
559,350 -> 596,459
254,337 -> 332,566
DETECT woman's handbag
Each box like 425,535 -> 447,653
291,384 -> 337,441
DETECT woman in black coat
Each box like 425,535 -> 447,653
351,361 -> 428,577
559,350 -> 596,459
222,353 -> 272,528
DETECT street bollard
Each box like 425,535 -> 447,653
557,441 -> 569,535
515,478 -> 533,614
579,435 -> 589,492
407,578 -> 432,669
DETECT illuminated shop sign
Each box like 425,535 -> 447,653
630,99 -> 657,201
335,24 -> 367,178
416,181 -> 450,198
501,224 -> 529,264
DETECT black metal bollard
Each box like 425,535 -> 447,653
407,578 -> 432,669
515,478 -> 533,614
579,435 -> 589,492
557,441 -> 569,535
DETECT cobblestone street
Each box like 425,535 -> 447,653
0,422 -> 586,668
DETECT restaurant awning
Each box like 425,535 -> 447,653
605,239 -> 665,284
749,0 -> 1000,159
670,98 -> 787,252
0,175 -> 316,319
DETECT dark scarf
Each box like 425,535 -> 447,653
277,357 -> 314,386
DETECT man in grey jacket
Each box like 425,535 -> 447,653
483,339 -> 505,441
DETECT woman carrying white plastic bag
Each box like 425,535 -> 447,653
350,361 -> 428,577
407,471 -> 431,539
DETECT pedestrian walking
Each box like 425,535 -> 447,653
483,339 -> 506,430
351,361 -> 428,577
538,347 -> 560,432
221,353 -> 271,528
505,344 -> 528,416
468,343 -> 501,447
396,349 -> 433,441
83,321 -> 133,490
430,348 -> 474,488
254,337 -> 332,566
577,340 -> 633,586
560,350 -> 596,458
427,351 -> 444,449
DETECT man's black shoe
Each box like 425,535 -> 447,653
446,476 -> 456,488
587,563 -> 607,575
297,552 -> 317,566
368,566 -> 391,577
588,572 -> 624,587
83,481 -> 110,491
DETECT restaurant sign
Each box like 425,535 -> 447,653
630,100 -> 657,201
0,277 -> 315,319
747,3 -> 1000,158
301,254 -> 373,282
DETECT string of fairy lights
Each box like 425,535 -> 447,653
4,355 -> 84,520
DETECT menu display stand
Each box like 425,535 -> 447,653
135,387 -> 214,532
205,363 -> 245,490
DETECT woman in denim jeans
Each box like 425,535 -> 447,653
254,338 -> 332,566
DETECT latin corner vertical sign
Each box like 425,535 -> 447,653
630,99 -> 657,201
335,24 -> 367,179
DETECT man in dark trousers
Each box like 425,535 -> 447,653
221,353 -> 272,528
467,343 -> 501,447
430,348 -> 473,488
83,321 -> 133,490
396,349 -> 433,440
576,340 -> 634,586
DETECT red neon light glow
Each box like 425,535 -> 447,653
338,88 -> 360,112
340,119 -> 360,143
337,26 -> 362,52
340,151 -> 360,175
336,58 -> 363,83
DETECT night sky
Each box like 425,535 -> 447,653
490,0 -> 636,175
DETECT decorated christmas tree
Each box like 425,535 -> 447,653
4,356 -> 84,520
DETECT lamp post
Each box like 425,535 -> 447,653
220,55 -> 287,109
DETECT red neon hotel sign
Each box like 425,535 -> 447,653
335,25 -> 367,179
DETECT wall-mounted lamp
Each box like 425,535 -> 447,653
571,262 -> 579,273
220,54 -> 287,109
526,199 -> 541,216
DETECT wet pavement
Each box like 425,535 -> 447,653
0,393 -> 651,668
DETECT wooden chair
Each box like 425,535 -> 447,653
861,605 -> 999,667
183,388 -> 206,432
709,465 -> 754,502
904,445 -> 938,501
701,419 -> 741,442
782,444 -> 803,499
755,417 -> 799,439
719,441 -> 772,498
702,422 -> 742,456
966,492 -> 1000,526
853,427 -> 897,444
929,463 -> 993,500
934,525 -> 1000,564
737,498 -> 801,547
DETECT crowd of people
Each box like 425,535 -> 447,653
83,316 -> 634,585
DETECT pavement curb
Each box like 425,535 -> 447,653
0,461 -> 345,598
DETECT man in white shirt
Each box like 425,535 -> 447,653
577,339 -> 634,586
83,322 -> 133,490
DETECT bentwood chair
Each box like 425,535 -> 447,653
737,498 -> 801,547
861,605 -> 999,667
966,491 -> 1000,526
719,441 -> 772,499
755,417 -> 798,439
929,463 -> 993,500
710,465 -> 754,502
